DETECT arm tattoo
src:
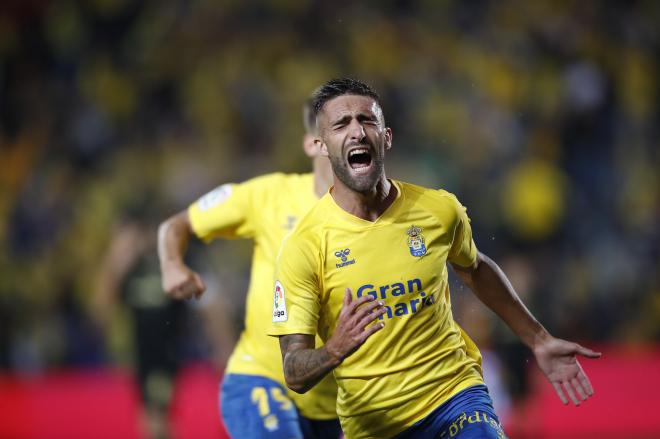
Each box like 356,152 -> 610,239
280,334 -> 337,393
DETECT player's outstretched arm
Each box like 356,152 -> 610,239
279,289 -> 385,394
451,252 -> 601,406
157,210 -> 206,300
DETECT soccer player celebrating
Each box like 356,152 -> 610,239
158,102 -> 341,438
269,78 -> 601,439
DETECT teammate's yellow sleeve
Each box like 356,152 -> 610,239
270,234 -> 320,336
188,175 -> 276,242
441,190 -> 478,268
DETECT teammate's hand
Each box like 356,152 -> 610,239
533,334 -> 601,406
325,288 -> 386,363
161,260 -> 206,300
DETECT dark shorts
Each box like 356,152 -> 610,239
394,385 -> 506,439
299,415 -> 343,439
220,373 -> 341,439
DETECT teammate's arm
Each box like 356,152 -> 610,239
451,252 -> 601,406
157,210 -> 206,300
279,289 -> 385,393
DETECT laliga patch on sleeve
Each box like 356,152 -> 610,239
272,280 -> 288,322
198,184 -> 232,211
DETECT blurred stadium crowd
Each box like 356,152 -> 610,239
0,0 -> 658,414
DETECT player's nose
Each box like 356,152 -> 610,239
347,119 -> 366,142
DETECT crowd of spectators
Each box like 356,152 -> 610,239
1,0 -> 658,407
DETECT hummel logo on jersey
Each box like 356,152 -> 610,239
334,249 -> 356,269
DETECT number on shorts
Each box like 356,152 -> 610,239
270,387 -> 293,410
250,386 -> 294,417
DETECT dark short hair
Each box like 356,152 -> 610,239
309,78 -> 382,122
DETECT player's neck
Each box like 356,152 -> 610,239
331,176 -> 396,222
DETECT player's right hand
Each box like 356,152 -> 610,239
161,261 -> 206,300
325,288 -> 386,362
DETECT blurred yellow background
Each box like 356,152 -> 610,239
0,1 -> 658,438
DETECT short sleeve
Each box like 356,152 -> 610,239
269,234 -> 321,336
187,179 -> 260,242
444,192 -> 478,268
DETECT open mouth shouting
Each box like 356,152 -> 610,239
347,147 -> 373,174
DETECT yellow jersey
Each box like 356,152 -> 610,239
188,172 -> 338,420
270,180 -> 484,438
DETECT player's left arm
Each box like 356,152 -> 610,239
451,253 -> 602,406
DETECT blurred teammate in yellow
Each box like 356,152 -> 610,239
270,78 -> 601,439
158,102 -> 341,439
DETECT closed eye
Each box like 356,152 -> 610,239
330,114 -> 378,129
331,115 -> 351,129
357,114 -> 378,125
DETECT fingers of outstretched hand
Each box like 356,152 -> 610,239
563,381 -> 580,406
575,344 -> 602,359
577,369 -> 594,396
552,381 -> 568,405
571,377 -> 588,401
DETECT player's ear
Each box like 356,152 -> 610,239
316,138 -> 329,157
384,127 -> 393,151
302,133 -> 318,158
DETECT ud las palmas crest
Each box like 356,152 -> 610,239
407,225 -> 427,257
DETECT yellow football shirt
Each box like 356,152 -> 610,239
188,172 -> 338,420
270,180 -> 484,438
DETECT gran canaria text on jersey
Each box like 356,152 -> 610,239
355,278 -> 436,320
